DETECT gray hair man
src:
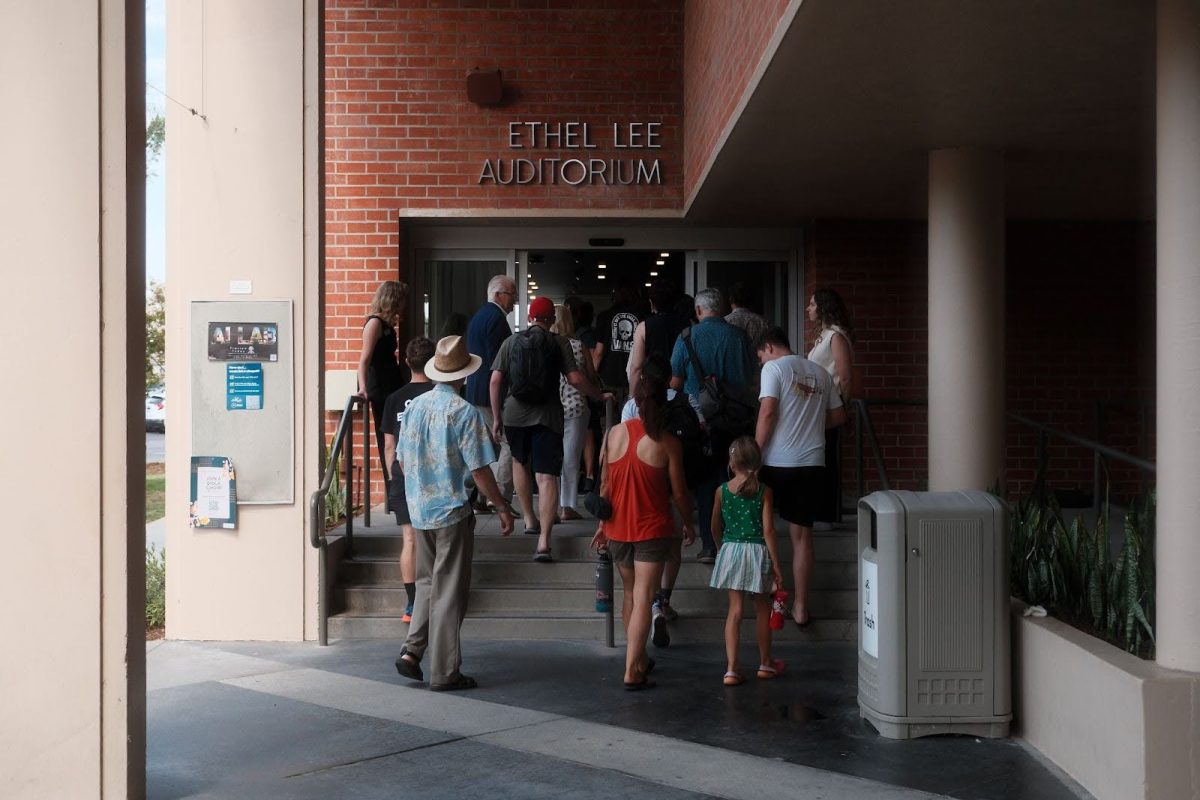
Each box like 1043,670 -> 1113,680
464,274 -> 518,512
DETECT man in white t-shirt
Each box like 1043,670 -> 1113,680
753,326 -> 846,630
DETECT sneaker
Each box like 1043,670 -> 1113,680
651,604 -> 671,648
697,549 -> 717,565
402,604 -> 413,623
579,476 -> 596,494
658,598 -> 679,622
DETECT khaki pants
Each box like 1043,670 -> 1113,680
475,404 -> 513,502
403,513 -> 476,685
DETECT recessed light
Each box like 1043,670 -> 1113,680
598,264 -> 607,269
597,275 -> 606,280
644,282 -> 652,287
660,252 -> 669,258
656,260 -> 665,266
650,271 -> 658,277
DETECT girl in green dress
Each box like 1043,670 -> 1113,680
710,437 -> 786,686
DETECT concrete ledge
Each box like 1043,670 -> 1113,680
1011,599 -> 1200,800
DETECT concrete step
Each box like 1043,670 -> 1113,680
338,583 -> 858,617
339,557 -> 857,590
327,610 -> 856,644
346,529 -> 860,563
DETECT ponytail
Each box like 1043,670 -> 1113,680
728,436 -> 762,498
634,370 -> 667,440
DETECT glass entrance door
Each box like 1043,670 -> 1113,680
687,250 -> 800,348
411,249 -> 516,340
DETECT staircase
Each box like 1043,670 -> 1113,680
327,511 -> 859,644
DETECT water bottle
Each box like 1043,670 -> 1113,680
770,589 -> 788,631
594,549 -> 613,613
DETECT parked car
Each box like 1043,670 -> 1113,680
145,390 -> 166,432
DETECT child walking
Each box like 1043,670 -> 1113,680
710,436 -> 786,686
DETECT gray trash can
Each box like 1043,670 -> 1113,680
857,490 -> 1011,739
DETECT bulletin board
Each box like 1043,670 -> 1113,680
190,300 -> 294,504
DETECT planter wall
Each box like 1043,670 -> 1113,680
1011,600 -> 1199,800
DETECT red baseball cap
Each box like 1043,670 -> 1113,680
528,296 -> 555,321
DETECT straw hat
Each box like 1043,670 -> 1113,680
424,335 -> 482,382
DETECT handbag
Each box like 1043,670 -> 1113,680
584,490 -> 613,520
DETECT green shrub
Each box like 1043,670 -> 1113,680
324,452 -> 347,526
1010,461 -> 1155,656
146,544 -> 166,630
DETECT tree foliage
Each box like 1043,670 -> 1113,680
146,112 -> 165,177
146,281 -> 166,389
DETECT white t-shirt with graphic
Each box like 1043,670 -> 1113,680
758,354 -> 842,467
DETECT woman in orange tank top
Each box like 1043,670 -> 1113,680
592,371 -> 695,690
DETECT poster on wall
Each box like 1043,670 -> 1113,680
226,363 -> 264,410
190,456 -> 238,529
207,321 -> 279,362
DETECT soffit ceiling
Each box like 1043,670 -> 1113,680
686,0 -> 1156,223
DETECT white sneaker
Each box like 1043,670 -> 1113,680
651,605 -> 670,648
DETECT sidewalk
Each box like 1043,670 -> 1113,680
147,638 -> 1091,799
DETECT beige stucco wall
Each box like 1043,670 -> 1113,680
1013,605 -> 1200,800
0,2 -> 144,797
166,0 -> 322,640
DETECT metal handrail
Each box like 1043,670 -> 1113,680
851,399 -> 1156,510
309,394 -> 371,647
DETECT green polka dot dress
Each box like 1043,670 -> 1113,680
709,483 -> 771,594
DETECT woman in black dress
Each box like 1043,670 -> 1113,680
356,280 -> 409,498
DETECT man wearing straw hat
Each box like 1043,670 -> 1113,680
394,335 -> 514,691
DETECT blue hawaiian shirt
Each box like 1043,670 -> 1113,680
398,383 -> 496,530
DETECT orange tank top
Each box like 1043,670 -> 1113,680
606,419 -> 674,542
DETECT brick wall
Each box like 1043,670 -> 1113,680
326,0 -> 685,373
806,220 -> 1155,506
682,0 -> 792,202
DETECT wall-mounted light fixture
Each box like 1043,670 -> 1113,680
467,68 -> 503,106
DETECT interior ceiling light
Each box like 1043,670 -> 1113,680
660,252 -> 669,258
656,260 -> 665,266
597,263 -> 606,269
644,282 -> 652,287
650,271 -> 658,277
597,274 -> 606,280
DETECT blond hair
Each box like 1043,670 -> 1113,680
369,280 -> 408,327
727,436 -> 762,498
551,303 -> 576,338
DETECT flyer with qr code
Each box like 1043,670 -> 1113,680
189,456 -> 238,529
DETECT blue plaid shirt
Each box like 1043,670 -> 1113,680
398,383 -> 496,530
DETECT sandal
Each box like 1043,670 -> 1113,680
533,549 -> 554,563
757,658 -> 786,680
723,671 -> 744,686
623,677 -> 657,691
559,507 -> 582,521
429,673 -> 478,692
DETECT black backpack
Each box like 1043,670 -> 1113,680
663,392 -> 709,488
508,326 -> 560,404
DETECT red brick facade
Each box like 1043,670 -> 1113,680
682,0 -> 792,201
325,0 -> 687,371
805,220 -> 1155,505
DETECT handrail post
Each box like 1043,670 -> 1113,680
604,397 -> 615,649
855,400 -> 864,501
363,399 -> 372,528
1093,401 -> 1103,519
345,401 -> 355,557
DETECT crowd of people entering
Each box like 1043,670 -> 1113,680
354,275 -> 856,692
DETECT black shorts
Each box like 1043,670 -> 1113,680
506,424 -> 564,476
389,472 -> 412,526
759,465 -> 825,527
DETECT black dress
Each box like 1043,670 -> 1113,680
364,315 -> 406,501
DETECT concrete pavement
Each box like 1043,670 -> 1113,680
147,638 -> 1090,800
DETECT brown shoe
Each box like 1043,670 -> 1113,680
559,507 -> 582,522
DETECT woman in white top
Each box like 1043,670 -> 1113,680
553,304 -> 598,521
806,289 -> 855,525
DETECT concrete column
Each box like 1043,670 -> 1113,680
927,149 -> 1005,492
166,0 -> 323,640
0,2 -> 144,796
1156,0 -> 1200,673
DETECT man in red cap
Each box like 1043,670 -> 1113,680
490,297 -> 611,561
